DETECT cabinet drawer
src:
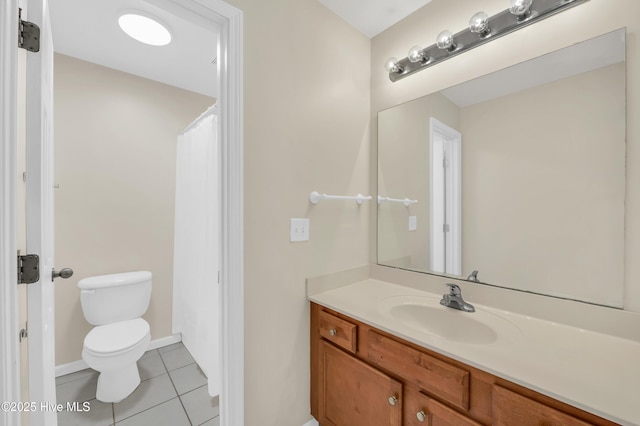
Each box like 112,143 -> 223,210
493,385 -> 593,426
319,310 -> 357,354
367,330 -> 470,410
405,389 -> 482,426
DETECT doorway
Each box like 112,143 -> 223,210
429,117 -> 462,276
0,0 -> 243,425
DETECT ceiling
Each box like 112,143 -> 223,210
49,0 -> 432,97
50,0 -> 219,97
317,0 -> 433,38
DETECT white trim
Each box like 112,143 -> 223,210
55,334 -> 183,377
303,418 -> 320,426
146,333 -> 182,351
54,359 -> 89,378
145,2 -> 244,425
215,4 -> 244,425
0,2 -> 21,425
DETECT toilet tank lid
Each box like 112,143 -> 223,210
78,271 -> 151,290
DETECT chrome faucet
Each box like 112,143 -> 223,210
440,283 -> 475,312
467,270 -> 480,282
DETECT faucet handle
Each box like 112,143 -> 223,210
445,283 -> 461,296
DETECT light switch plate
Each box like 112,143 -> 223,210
408,216 -> 417,231
290,218 -> 310,242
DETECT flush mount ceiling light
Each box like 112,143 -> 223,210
118,12 -> 172,46
384,0 -> 590,82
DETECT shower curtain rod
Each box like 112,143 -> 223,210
179,103 -> 218,136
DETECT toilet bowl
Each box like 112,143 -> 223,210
82,318 -> 151,402
78,271 -> 152,403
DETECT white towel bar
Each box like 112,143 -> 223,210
309,191 -> 372,205
377,196 -> 418,207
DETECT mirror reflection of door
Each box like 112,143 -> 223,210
429,118 -> 461,275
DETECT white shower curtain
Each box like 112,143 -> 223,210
173,105 -> 220,397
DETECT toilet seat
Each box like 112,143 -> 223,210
84,318 -> 150,356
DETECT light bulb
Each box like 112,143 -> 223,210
436,30 -> 455,50
509,0 -> 533,17
384,57 -> 403,73
408,45 -> 427,63
469,11 -> 490,36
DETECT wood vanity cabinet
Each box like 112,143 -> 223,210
310,302 -> 618,426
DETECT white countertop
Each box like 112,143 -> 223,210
309,278 -> 640,426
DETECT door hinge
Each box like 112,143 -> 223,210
18,8 -> 40,52
443,223 -> 450,233
18,253 -> 40,284
19,323 -> 28,342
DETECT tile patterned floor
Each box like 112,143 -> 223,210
56,342 -> 219,426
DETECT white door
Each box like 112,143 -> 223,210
25,0 -> 58,424
0,2 -> 21,425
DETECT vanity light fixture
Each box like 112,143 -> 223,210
435,30 -> 456,51
469,11 -> 491,36
384,0 -> 589,82
408,45 -> 428,63
118,12 -> 172,46
509,0 -> 534,18
384,57 -> 403,73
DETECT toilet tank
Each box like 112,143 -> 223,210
78,271 -> 152,326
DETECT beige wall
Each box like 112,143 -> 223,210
53,54 -> 213,365
461,64 -> 625,306
371,0 -> 640,311
222,0 -> 371,424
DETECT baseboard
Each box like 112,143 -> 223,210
302,418 -> 319,426
55,333 -> 182,377
55,359 -> 90,377
146,333 -> 181,351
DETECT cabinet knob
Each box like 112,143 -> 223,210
329,328 -> 337,336
416,410 -> 426,422
387,395 -> 398,406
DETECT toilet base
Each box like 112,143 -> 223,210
95,363 -> 141,403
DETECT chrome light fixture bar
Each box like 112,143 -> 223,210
386,0 -> 589,82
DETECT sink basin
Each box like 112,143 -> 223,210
379,295 -> 520,345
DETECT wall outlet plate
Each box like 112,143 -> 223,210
290,218 -> 310,242
409,216 -> 417,231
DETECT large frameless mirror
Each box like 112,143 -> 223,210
377,29 -> 626,307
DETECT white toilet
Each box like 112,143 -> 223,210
78,271 -> 152,403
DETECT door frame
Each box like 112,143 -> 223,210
429,117 -> 462,276
170,2 -> 245,424
0,0 -> 245,424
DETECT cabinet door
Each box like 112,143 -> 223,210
493,385 -> 594,426
405,388 -> 482,426
318,340 -> 402,426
